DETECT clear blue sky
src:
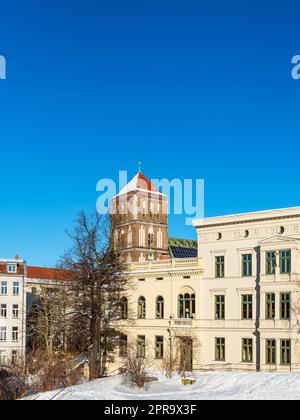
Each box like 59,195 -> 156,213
0,0 -> 300,266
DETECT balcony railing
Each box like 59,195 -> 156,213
172,319 -> 193,327
126,258 -> 202,272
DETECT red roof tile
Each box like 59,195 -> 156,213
27,266 -> 74,282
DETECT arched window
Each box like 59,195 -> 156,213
120,229 -> 125,247
139,226 -> 145,247
120,297 -> 128,319
127,226 -> 132,248
156,296 -> 164,319
138,296 -> 146,319
157,229 -> 163,249
148,227 -> 154,248
178,292 -> 196,319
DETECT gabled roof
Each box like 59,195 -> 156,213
259,234 -> 300,245
27,266 -> 74,282
116,172 -> 166,198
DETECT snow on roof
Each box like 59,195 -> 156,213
115,172 -> 166,198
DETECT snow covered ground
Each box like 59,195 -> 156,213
23,371 -> 300,400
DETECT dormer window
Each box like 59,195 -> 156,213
7,264 -> 17,274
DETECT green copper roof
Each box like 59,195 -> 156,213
168,238 -> 198,259
168,237 -> 197,248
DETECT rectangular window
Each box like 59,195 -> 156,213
137,335 -> 146,358
266,339 -> 276,365
215,256 -> 225,278
215,338 -> 225,361
13,282 -> 20,296
11,350 -> 18,365
119,335 -> 128,357
0,304 -> 7,318
266,293 -> 276,320
280,250 -> 291,274
155,336 -> 164,359
280,339 -> 291,365
1,281 -> 7,296
0,327 -> 7,342
242,254 -> 252,277
12,327 -> 18,342
266,251 -> 276,275
7,264 -> 17,274
242,338 -> 253,362
242,295 -> 253,320
280,293 -> 291,320
215,295 -> 225,320
12,305 -> 19,320
0,351 -> 6,365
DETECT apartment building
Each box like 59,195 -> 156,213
0,258 -> 26,365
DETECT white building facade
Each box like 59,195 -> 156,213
0,258 -> 26,366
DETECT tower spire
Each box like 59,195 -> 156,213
138,161 -> 142,173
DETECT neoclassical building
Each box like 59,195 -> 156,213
113,171 -> 300,372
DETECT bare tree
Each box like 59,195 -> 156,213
59,211 -> 128,380
123,341 -> 150,389
27,282 -> 73,360
161,347 -> 179,380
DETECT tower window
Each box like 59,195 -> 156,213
148,228 -> 154,247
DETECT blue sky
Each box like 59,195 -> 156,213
0,0 -> 300,266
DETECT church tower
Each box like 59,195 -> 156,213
110,168 -> 169,262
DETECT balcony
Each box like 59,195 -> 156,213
172,318 -> 193,328
126,258 -> 202,272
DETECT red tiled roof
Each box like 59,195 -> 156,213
27,266 -> 74,282
116,171 -> 165,197
136,172 -> 160,193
